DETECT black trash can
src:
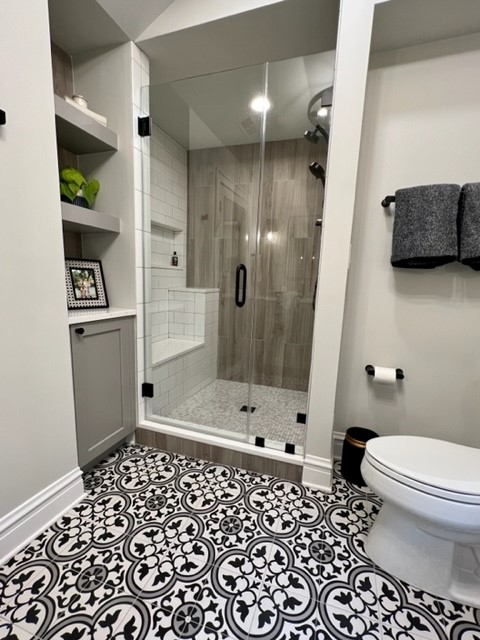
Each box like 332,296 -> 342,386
340,426 -> 379,486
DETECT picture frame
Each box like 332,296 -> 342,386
64,258 -> 109,310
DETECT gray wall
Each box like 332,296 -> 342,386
0,0 -> 79,515
335,33 -> 480,448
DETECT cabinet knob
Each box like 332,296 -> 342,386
75,327 -> 85,335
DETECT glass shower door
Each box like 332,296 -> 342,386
247,56 -> 328,453
144,64 -> 266,442
143,52 -> 330,455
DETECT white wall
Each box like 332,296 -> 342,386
0,1 -> 79,516
302,0 -> 375,491
335,33 -> 480,449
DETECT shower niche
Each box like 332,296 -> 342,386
142,52 -> 333,454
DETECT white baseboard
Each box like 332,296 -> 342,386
302,454 -> 333,493
333,430 -> 346,460
0,467 -> 85,565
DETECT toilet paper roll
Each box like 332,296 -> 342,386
372,366 -> 397,384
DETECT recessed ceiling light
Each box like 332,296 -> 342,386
249,95 -> 272,113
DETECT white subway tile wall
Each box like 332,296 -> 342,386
133,105 -> 221,421
150,123 -> 188,346
152,290 -> 219,416
150,123 -> 187,232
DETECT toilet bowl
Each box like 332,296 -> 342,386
361,435 -> 480,607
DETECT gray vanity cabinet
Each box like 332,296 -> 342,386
70,318 -> 136,468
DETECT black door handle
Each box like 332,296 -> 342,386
75,327 -> 85,335
312,278 -> 318,311
235,264 -> 247,308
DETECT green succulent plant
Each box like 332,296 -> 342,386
60,167 -> 100,208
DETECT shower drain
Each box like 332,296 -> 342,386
239,405 -> 256,413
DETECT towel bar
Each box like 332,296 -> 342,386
365,364 -> 404,380
382,196 -> 395,209
381,195 -> 395,207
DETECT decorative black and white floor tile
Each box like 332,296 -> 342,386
1,444 -> 479,640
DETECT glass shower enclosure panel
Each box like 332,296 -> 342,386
143,51 -> 331,454
247,56 -> 328,452
143,64 -> 267,442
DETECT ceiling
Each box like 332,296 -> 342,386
48,0 -> 339,83
149,50 -> 336,149
47,0 -> 480,151
138,0 -> 340,84
371,0 -> 480,53
48,0 -> 339,149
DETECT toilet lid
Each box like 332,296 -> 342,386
365,436 -> 480,495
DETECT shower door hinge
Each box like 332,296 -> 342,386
142,382 -> 154,398
138,116 -> 151,137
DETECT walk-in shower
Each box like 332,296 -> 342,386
142,51 -> 334,456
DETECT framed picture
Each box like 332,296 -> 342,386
65,258 -> 109,310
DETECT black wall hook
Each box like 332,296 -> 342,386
381,195 -> 395,207
365,364 -> 404,380
0,109 -> 6,126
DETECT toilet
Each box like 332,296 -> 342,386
361,435 -> 480,607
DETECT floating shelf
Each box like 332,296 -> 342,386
54,95 -> 118,154
61,202 -> 120,234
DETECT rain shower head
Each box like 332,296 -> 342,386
309,161 -> 325,186
304,124 -> 329,144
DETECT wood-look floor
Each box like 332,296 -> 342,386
136,428 -> 302,482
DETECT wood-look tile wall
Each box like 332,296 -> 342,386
51,42 -> 83,257
188,139 -> 326,391
136,428 -> 302,481
51,43 -> 78,171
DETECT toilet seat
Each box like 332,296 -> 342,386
365,436 -> 480,505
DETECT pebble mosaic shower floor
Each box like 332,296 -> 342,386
167,380 -> 308,447
0,443 -> 479,639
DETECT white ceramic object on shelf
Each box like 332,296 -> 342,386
361,435 -> 480,607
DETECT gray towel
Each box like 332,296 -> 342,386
458,183 -> 480,270
391,184 -> 460,268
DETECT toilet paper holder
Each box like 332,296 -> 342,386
365,364 -> 404,380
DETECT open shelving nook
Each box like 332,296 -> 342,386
55,92 -> 120,238
51,40 -> 137,311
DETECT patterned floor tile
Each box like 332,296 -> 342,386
317,601 -> 382,640
41,595 -> 151,640
200,503 -> 278,557
1,443 -> 479,640
248,589 -> 318,640
374,568 -> 480,640
0,615 -> 40,640
0,546 -> 156,640
142,565 -> 262,640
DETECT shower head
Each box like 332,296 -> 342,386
304,124 -> 329,145
309,161 -> 325,186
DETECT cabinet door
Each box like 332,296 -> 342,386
70,318 -> 135,467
